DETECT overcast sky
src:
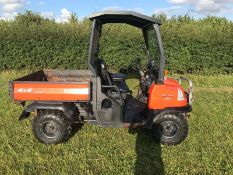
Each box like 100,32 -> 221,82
0,0 -> 233,21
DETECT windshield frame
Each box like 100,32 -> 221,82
88,20 -> 165,83
143,24 -> 165,83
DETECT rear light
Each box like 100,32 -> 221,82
178,88 -> 184,101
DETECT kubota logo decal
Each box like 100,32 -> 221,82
161,94 -> 175,100
161,94 -> 175,97
17,88 -> 32,93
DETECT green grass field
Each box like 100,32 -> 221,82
0,71 -> 233,175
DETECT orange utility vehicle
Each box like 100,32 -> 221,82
9,11 -> 192,145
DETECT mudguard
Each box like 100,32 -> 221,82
144,105 -> 192,128
19,102 -> 78,121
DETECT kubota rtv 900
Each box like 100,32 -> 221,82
9,11 -> 192,145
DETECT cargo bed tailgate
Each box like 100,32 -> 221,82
10,82 -> 90,102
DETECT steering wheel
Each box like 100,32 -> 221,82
129,58 -> 145,78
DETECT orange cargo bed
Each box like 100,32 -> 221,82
9,69 -> 93,102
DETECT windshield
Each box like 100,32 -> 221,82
146,27 -> 160,68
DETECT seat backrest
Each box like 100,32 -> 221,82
96,58 -> 114,86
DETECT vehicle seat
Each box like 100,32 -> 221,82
115,81 -> 131,93
111,73 -> 127,81
111,73 -> 131,93
97,59 -> 131,94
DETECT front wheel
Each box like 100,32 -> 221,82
152,113 -> 188,145
32,110 -> 72,144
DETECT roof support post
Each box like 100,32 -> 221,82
154,24 -> 165,83
88,19 -> 97,76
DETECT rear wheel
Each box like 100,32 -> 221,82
152,113 -> 188,145
32,110 -> 72,144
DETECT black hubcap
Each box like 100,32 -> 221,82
160,121 -> 178,138
40,121 -> 60,139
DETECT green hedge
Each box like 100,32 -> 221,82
0,12 -> 232,74
161,16 -> 233,74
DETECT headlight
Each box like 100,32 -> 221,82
178,88 -> 184,101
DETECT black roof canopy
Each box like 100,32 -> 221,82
89,10 -> 161,28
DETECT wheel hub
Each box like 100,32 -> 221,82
161,121 -> 178,138
45,122 -> 58,133
41,121 -> 60,139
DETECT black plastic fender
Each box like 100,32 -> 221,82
144,105 -> 192,128
19,102 -> 78,122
